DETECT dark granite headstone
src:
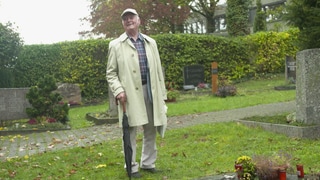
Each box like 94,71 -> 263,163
183,65 -> 204,87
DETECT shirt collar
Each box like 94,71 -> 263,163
127,33 -> 144,42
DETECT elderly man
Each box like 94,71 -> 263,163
106,8 -> 167,178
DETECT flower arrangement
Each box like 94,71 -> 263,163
165,81 -> 180,101
235,151 -> 292,180
215,77 -> 237,97
167,90 -> 180,100
235,155 -> 256,180
197,82 -> 207,89
252,151 -> 292,180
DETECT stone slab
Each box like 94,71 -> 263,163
236,120 -> 320,139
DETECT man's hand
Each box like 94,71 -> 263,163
116,92 -> 127,105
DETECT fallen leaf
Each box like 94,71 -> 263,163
171,152 -> 178,157
182,152 -> 187,158
69,169 -> 77,174
52,138 -> 62,144
95,164 -> 107,168
8,170 -> 16,177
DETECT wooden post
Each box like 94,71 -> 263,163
211,62 -> 218,94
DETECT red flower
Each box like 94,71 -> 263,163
28,119 -> 37,125
47,118 -> 57,123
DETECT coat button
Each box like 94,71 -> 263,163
135,87 -> 138,90
133,70 -> 136,73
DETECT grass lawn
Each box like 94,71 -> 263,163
68,74 -> 296,129
2,74 -> 319,179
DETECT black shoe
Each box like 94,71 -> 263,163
141,168 -> 162,174
131,172 -> 142,178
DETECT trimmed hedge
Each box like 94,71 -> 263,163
13,30 -> 299,98
156,34 -> 251,87
59,40 -> 109,99
14,44 -> 62,87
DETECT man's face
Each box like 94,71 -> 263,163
122,13 -> 140,32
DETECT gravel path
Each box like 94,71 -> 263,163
0,101 -> 295,162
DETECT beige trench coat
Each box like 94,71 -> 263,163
106,33 -> 167,127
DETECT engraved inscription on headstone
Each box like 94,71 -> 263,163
285,56 -> 296,83
183,65 -> 205,87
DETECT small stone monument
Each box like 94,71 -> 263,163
55,83 -> 81,104
296,48 -> 320,125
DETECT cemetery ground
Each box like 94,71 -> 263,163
1,74 -> 319,179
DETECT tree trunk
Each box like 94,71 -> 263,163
206,17 -> 216,33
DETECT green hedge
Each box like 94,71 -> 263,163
13,29 -> 299,98
155,34 -> 251,87
59,40 -> 109,98
14,44 -> 62,87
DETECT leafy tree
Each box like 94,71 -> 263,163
284,0 -> 320,50
81,0 -> 190,38
176,0 -> 220,33
147,0 -> 190,34
253,0 -> 266,33
0,22 -> 23,69
226,0 -> 252,36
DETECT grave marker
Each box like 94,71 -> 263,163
183,65 -> 204,90
296,48 -> 320,125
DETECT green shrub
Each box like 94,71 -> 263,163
215,77 -> 237,97
26,75 -> 69,124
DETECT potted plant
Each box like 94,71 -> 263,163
252,151 -> 292,180
235,155 -> 256,180
166,89 -> 180,102
165,81 -> 180,102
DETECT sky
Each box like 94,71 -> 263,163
0,0 -> 227,45
0,0 -> 91,45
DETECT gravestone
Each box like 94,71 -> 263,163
285,56 -> 296,83
0,88 -> 31,121
183,65 -> 204,89
296,48 -> 320,125
54,83 -> 81,104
